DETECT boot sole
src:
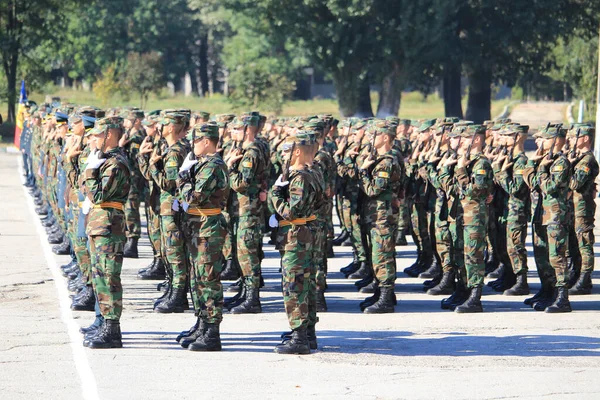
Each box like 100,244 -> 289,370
188,345 -> 222,351
87,341 -> 123,349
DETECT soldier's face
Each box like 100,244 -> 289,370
73,121 -> 85,136
124,119 -> 132,129
144,125 -> 156,137
231,126 -> 243,141
450,136 -> 460,150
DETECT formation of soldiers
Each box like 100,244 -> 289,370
19,98 -> 598,354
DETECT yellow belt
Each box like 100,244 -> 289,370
92,201 -> 125,211
280,215 -> 316,227
186,207 -> 222,217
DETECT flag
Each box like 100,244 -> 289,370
14,80 -> 27,148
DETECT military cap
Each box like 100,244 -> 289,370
195,111 -> 210,120
214,113 -> 236,127
86,116 -> 124,137
501,124 -> 529,135
306,118 -> 325,133
127,110 -> 145,121
371,119 -> 395,137
186,121 -> 219,142
386,116 -> 400,125
54,112 -> 69,126
282,131 -> 316,150
483,120 -> 494,129
418,119 -> 436,132
540,125 -> 566,139
147,109 -> 161,116
567,123 -> 594,137
82,115 -> 97,131
236,113 -> 260,127
162,113 -> 188,125
332,118 -> 339,127
142,115 -> 161,126
494,118 -> 511,124
398,119 -> 410,126
351,119 -> 368,131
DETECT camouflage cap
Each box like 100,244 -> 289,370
195,111 -> 210,120
385,116 -> 400,125
305,118 -> 325,133
567,123 -> 594,137
540,125 -> 566,139
282,131 -> 316,150
239,112 -> 260,127
418,119 -> 436,132
461,124 -> 486,137
162,113 -> 188,125
127,110 -> 145,121
501,124 -> 529,135
142,115 -> 162,126
86,116 -> 124,137
494,118 -> 511,124
186,121 -> 219,142
371,119 -> 395,137
214,113 -> 236,127
147,109 -> 161,116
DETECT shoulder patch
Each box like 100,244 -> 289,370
552,165 -> 564,172
166,160 -> 178,168
476,169 -> 487,175
514,169 -> 524,175
242,161 -> 253,168
377,171 -> 389,178
581,166 -> 590,173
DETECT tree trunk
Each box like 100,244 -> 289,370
198,31 -> 209,97
376,63 -> 403,117
465,67 -> 492,123
443,63 -> 463,118
4,55 -> 18,123
334,69 -> 374,118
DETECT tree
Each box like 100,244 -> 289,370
93,63 -> 123,107
0,0 -> 70,122
123,52 -> 165,109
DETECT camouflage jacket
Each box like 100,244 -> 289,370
149,138 -> 190,216
359,149 -> 402,227
271,166 -> 316,223
425,150 -> 452,223
314,147 -> 336,197
494,152 -> 530,225
229,140 -> 268,218
308,163 -> 328,222
179,153 -> 230,237
569,151 -> 598,224
122,127 -> 146,180
522,153 -> 570,225
454,153 -> 494,226
84,148 -> 131,236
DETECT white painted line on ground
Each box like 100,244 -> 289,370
18,159 -> 100,400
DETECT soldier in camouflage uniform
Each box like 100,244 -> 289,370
224,114 -> 268,314
493,125 -> 531,296
393,118 -> 412,246
357,120 -> 402,313
142,112 -> 191,313
442,125 -> 494,313
271,132 -> 317,355
566,125 -> 598,295
80,116 -> 131,349
522,126 -> 572,312
176,122 -> 230,351
121,110 -> 147,258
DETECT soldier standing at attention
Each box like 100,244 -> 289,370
81,117 -> 131,348
522,126 -> 572,312
176,122 -> 230,351
566,125 -> 598,295
443,125 -> 494,313
271,132 -> 317,355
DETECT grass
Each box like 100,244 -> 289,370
5,86 -> 511,120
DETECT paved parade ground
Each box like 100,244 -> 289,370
2,147 -> 600,399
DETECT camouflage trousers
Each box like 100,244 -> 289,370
532,223 -> 568,287
221,210 -> 234,261
237,216 -> 262,288
573,219 -> 595,273
145,204 -> 162,258
68,207 -> 92,285
124,175 -> 145,239
449,219 -> 465,273
507,222 -> 528,274
435,220 -> 452,273
486,205 -> 498,259
89,234 -> 125,320
186,215 -> 227,324
341,197 -> 367,262
398,198 -> 410,234
311,221 -> 328,291
280,225 -> 313,330
464,223 -> 486,288
160,215 -> 188,289
370,223 -> 397,288
411,202 -> 432,259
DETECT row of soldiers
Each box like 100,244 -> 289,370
20,100 -> 597,353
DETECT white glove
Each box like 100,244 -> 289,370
85,150 -> 106,170
172,198 -> 181,212
81,198 -> 92,215
274,174 -> 289,187
269,214 -> 279,228
181,201 -> 189,212
179,153 -> 198,173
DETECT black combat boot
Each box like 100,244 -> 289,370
503,273 -> 530,296
275,327 -> 311,354
154,287 -> 187,313
395,230 -> 408,246
524,278 -> 553,306
485,252 -> 499,276
86,320 -> 123,349
35,205 -> 48,216
422,274 -> 442,291
123,238 -> 139,258
220,259 -> 241,281
488,266 -> 516,292
71,285 -> 96,311
454,286 -> 483,313
48,233 -> 64,245
224,283 -> 246,310
569,271 -> 592,295
349,261 -> 371,279
533,288 -> 557,311
364,287 -> 396,314
188,322 -> 222,351
227,277 -> 243,292
341,257 -> 361,277
80,315 -> 104,335
138,258 -> 166,280
419,258 -> 442,279
487,262 -> 504,279
316,290 -> 328,312
545,287 -> 572,313
52,241 -> 71,255
359,278 -> 379,294
68,274 -> 85,293
179,318 -> 206,348
41,216 -> 56,227
230,286 -> 262,314
327,240 -> 335,258
441,277 -> 469,310
427,270 -> 456,296
332,230 -> 349,246
403,251 -> 422,276
61,260 -> 78,276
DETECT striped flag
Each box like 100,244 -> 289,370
14,80 -> 27,148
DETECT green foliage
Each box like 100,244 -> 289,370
123,52 -> 166,109
93,64 -> 123,107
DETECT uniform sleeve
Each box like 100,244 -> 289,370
455,159 -> 493,199
271,173 -> 307,220
230,148 -> 258,194
537,157 -> 570,196
84,160 -> 125,204
569,158 -> 594,192
360,159 -> 394,197
151,149 -> 182,194
189,163 -> 218,205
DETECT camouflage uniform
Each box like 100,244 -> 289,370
122,120 -> 147,241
